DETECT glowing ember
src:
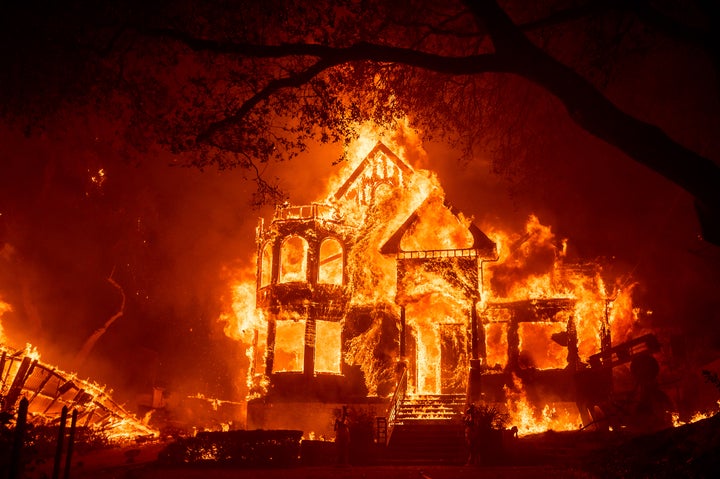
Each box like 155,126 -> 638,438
672,403 -> 720,427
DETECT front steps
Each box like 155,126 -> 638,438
385,394 -> 466,464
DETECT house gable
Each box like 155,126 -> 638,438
333,142 -> 413,206
380,196 -> 496,258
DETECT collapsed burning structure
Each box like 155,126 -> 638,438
231,140 -> 672,439
0,343 -> 154,440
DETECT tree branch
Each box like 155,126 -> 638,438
464,0 -> 720,240
143,26 -> 506,73
144,6 -> 720,241
74,268 -> 126,368
197,58 -> 336,147
184,41 -> 507,148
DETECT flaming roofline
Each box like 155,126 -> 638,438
333,142 -> 413,201
379,198 -> 497,258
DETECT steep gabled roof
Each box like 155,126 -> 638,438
333,142 -> 413,201
380,198 -> 496,258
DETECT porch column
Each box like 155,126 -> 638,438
399,306 -> 406,358
304,317 -> 316,377
264,316 -> 277,376
468,303 -> 482,404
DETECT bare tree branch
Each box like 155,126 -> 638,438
198,58 -> 336,148
74,268 -> 126,368
466,0 -> 720,241
147,3 -> 720,241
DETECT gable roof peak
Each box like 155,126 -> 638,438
333,141 -> 414,201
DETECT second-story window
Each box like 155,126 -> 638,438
318,238 -> 343,285
260,242 -> 273,287
279,235 -> 308,283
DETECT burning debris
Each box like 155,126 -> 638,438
221,134 -> 685,443
0,343 -> 155,441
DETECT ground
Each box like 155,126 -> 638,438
107,465 -> 592,479
28,439 -> 593,479
17,415 -> 720,479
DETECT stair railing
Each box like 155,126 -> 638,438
385,366 -> 408,445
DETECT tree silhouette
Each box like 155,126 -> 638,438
2,0 -> 719,241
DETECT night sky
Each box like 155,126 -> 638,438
1,0 -> 720,409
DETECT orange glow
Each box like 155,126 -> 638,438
0,342 -> 156,442
672,402 -> 720,427
260,242 -> 273,287
315,320 -> 342,373
273,320 -> 305,372
220,124 -> 660,435
504,374 -> 581,435
318,238 -> 343,285
518,322 -> 567,370
404,271 -> 471,394
484,322 -> 508,369
279,236 -> 308,283
0,297 -> 11,344
400,194 -> 474,251
220,268 -> 269,396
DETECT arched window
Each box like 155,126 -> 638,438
372,182 -> 394,203
279,236 -> 308,283
318,238 -> 343,285
260,242 -> 273,287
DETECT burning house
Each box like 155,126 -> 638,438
238,141 -> 671,439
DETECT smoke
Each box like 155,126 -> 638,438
2,33 -> 720,417
0,118 -> 267,405
0,295 -> 11,343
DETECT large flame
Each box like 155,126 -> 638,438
220,122 -> 663,435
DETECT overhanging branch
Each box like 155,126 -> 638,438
145,6 -> 720,240
464,0 -> 720,223
197,58 -> 337,147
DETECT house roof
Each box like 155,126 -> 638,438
380,198 -> 497,257
333,142 -> 413,201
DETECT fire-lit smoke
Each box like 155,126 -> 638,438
219,264 -> 267,398
478,215 -> 652,433
0,296 -> 10,343
484,216 -> 566,299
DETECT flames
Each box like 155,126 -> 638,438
0,296 -> 10,344
504,374 -> 582,435
219,122 -> 676,436
0,341 -> 156,442
3,296 -> 154,441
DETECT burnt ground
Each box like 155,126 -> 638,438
21,414 -> 720,479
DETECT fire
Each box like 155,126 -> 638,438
315,320 -> 342,373
504,374 -> 581,435
23,342 -> 41,361
0,342 -> 156,441
220,123 -> 675,437
0,296 -> 11,344
219,269 -> 268,397
485,215 -> 570,300
672,402 -> 720,427
222,277 -> 264,341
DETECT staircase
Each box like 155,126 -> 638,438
385,394 -> 467,464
